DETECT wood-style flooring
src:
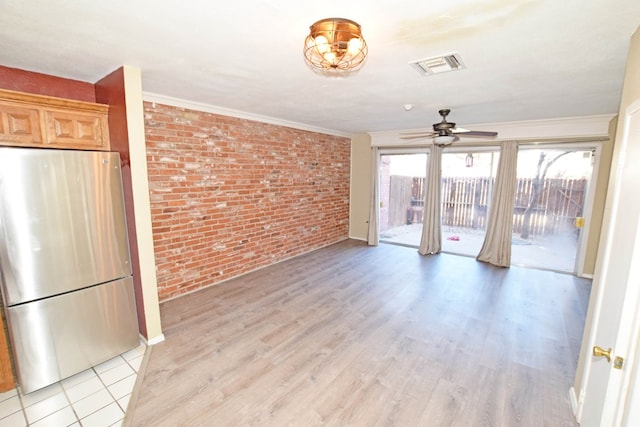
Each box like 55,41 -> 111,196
127,239 -> 591,426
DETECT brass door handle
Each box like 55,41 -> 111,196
593,345 -> 612,363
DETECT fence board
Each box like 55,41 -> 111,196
388,176 -> 414,227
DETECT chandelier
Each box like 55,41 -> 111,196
303,18 -> 368,73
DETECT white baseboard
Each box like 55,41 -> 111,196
140,333 -> 165,346
569,386 -> 581,422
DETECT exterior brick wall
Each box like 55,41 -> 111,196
144,102 -> 350,301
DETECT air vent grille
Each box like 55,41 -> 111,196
409,53 -> 466,75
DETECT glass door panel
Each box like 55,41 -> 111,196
379,153 -> 427,247
441,151 -> 499,256
511,148 -> 595,272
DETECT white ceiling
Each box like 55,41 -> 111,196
1,0 -> 639,135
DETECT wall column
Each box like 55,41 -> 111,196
96,66 -> 164,344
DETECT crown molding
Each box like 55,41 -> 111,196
142,92 -> 352,138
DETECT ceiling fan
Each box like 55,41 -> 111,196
401,109 -> 498,145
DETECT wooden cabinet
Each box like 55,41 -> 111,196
0,312 -> 14,392
0,88 -> 110,150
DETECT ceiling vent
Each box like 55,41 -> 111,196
409,53 -> 465,76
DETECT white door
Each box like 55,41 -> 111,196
577,98 -> 640,425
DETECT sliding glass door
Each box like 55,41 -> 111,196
375,144 -> 597,274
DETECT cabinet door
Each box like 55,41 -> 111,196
0,103 -> 42,145
44,109 -> 109,149
0,314 -> 15,392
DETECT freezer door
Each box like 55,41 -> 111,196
5,277 -> 140,394
0,148 -> 131,305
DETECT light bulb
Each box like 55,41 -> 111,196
348,37 -> 363,54
314,35 -> 329,53
323,51 -> 337,65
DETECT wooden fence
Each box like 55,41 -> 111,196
388,176 -> 587,237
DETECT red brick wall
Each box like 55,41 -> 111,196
144,102 -> 351,301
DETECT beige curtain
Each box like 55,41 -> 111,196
476,141 -> 519,267
367,147 -> 380,246
419,144 -> 443,255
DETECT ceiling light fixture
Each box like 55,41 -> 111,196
303,18 -> 368,73
433,135 -> 457,146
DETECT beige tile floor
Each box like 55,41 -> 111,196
0,343 -> 145,427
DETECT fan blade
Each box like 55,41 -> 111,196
451,128 -> 498,137
400,133 -> 435,140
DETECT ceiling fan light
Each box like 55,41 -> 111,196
433,135 -> 456,145
400,109 -> 499,144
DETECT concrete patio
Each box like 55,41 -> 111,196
380,223 -> 578,273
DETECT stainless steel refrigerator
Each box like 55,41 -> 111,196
0,147 -> 140,394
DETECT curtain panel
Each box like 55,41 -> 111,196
476,141 -> 519,267
367,147 -> 380,246
419,144 -> 443,255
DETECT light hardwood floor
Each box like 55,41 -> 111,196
127,239 -> 591,426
